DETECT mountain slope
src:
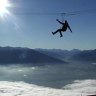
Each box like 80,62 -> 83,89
35,48 -> 81,60
35,48 -> 96,62
70,49 -> 96,62
0,47 -> 65,65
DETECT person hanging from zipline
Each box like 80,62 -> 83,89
52,19 -> 72,37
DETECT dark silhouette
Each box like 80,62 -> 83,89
52,19 -> 72,37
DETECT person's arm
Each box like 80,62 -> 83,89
68,25 -> 72,33
56,19 -> 64,25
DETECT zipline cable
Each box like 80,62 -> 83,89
12,9 -> 96,16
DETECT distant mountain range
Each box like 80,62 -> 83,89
35,49 -> 81,60
35,48 -> 96,62
0,47 -> 65,65
0,47 -> 96,65
70,49 -> 96,62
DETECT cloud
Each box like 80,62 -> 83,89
0,80 -> 96,96
0,64 -> 96,89
63,80 -> 96,95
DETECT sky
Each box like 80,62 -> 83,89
0,0 -> 96,50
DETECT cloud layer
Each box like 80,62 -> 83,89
0,80 -> 96,96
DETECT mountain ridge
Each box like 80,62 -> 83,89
0,47 -> 66,65
35,48 -> 96,62
0,46 -> 95,64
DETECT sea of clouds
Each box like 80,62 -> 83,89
0,80 -> 96,96
0,62 -> 96,96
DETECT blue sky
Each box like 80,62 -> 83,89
0,0 -> 96,50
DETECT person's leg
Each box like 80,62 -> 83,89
59,31 -> 63,37
52,29 -> 61,35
